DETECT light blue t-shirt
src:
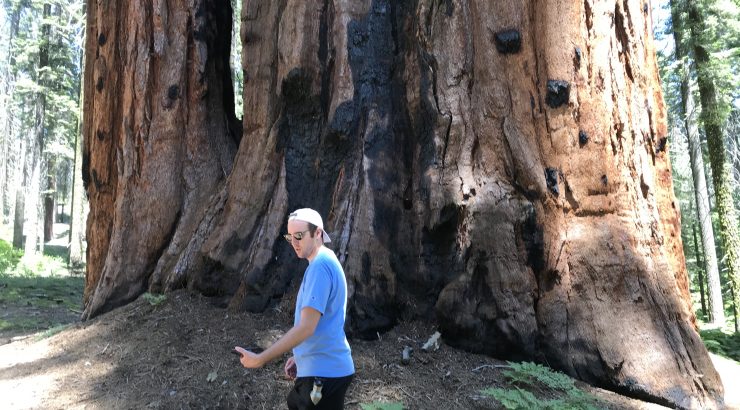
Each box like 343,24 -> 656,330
293,246 -> 354,378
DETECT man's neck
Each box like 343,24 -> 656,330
307,244 -> 323,263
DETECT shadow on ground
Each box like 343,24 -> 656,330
0,290 -> 681,410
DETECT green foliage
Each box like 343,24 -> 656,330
7,0 -> 84,142
359,402 -> 404,410
142,292 -> 167,306
700,328 -> 740,362
0,239 -> 24,273
0,239 -> 68,277
481,362 -> 601,410
3,0 -> 85,219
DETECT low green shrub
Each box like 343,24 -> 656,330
0,239 -> 23,274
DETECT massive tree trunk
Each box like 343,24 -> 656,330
688,0 -> 740,333
670,0 -> 724,325
82,0 -> 723,407
81,0 -> 240,308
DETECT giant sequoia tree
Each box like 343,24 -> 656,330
82,0 -> 723,408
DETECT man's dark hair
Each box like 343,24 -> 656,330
307,223 -> 318,237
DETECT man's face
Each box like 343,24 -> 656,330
286,219 -> 318,260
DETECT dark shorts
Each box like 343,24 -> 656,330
287,374 -> 354,410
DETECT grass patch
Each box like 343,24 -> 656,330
36,323 -> 72,340
0,273 -> 83,309
0,238 -> 83,337
481,361 -> 602,410
0,317 -> 47,332
43,244 -> 70,260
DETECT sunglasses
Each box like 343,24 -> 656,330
283,230 -> 311,243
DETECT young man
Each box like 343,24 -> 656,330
235,208 -> 354,409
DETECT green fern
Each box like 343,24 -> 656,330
481,387 -> 541,409
359,402 -> 404,410
503,362 -> 576,391
481,362 -> 601,410
142,292 -> 167,306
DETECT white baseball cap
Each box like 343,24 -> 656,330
288,208 -> 331,243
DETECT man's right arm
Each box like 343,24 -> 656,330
236,306 -> 321,369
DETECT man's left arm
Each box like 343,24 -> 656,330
236,307 -> 321,368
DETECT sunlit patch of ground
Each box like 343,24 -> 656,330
710,353 -> 740,409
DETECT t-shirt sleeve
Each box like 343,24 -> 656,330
301,262 -> 332,315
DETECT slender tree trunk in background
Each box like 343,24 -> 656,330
693,222 -> 708,318
0,114 -> 8,223
69,89 -> 85,267
733,288 -> 739,332
3,5 -> 23,225
43,170 -> 55,242
1,131 -> 13,225
23,147 -> 42,255
670,0 -> 724,325
24,3 -> 51,257
0,21 -> 7,216
733,116 -> 740,185
69,129 -> 86,267
731,114 -> 740,211
688,0 -> 740,333
42,1 -> 64,244
12,137 -> 26,249
12,192 -> 24,248
69,6 -> 87,268
4,140 -> 19,227
82,1 -> 723,407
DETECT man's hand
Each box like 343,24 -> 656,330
284,356 -> 297,380
234,346 -> 265,368
232,308 -> 319,372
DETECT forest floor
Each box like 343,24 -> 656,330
1,289 -> 737,410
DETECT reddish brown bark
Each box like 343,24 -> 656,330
82,0 -> 239,308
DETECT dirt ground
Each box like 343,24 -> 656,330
0,289 -> 732,410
